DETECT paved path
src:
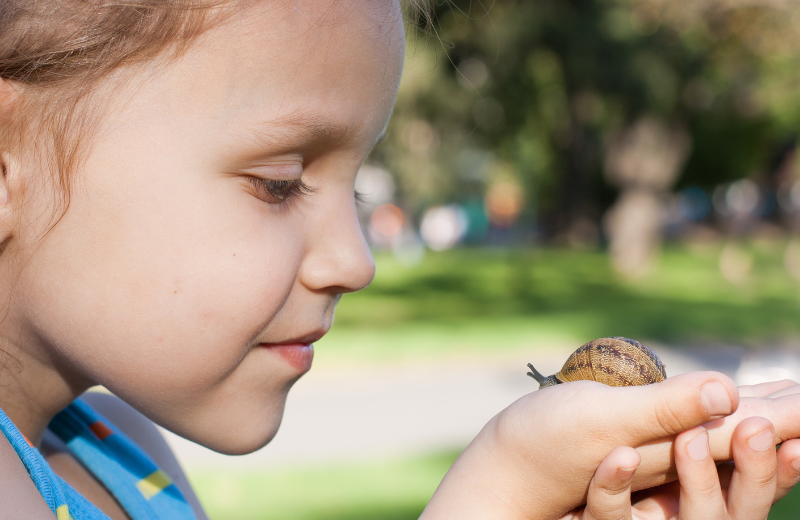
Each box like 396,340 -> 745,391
161,345 -> 800,471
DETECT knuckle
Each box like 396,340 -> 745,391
586,485 -> 631,520
586,501 -> 628,520
745,469 -> 777,488
653,393 -> 698,434
680,469 -> 721,500
693,480 -> 721,500
597,479 -> 632,497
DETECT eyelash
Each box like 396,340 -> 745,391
247,177 -> 315,205
354,189 -> 367,205
248,177 -> 367,206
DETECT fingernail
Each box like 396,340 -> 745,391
687,431 -> 709,461
616,467 -> 637,480
747,429 -> 774,451
701,382 -> 733,417
791,458 -> 800,472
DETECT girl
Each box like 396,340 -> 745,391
0,1 -> 798,519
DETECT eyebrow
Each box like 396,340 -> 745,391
248,111 -> 351,150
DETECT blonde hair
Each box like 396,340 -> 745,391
0,0 -> 224,210
0,0 -> 428,211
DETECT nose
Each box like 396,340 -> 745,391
299,197 -> 376,294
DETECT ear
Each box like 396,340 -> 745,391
0,79 -> 20,243
0,153 -> 14,243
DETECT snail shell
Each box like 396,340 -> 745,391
527,337 -> 666,389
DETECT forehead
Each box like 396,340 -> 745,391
141,0 -> 405,148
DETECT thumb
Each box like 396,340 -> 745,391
603,371 -> 739,443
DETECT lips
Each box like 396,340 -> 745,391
260,342 -> 314,372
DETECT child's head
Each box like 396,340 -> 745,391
0,0 -> 405,453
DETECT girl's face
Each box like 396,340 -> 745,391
5,0 -> 404,453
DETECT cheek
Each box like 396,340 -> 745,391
17,167 -> 303,391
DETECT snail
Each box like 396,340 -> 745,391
527,337 -> 667,388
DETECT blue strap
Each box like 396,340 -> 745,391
0,399 -> 197,520
0,404 -> 109,520
49,399 -> 197,520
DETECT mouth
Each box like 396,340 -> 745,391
260,343 -> 314,372
258,331 -> 323,373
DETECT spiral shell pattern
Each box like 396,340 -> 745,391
554,337 -> 666,387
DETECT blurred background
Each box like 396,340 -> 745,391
176,0 -> 800,518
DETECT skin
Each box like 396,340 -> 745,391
0,0 -> 403,517
0,1 -> 797,519
0,0 -> 403,454
422,374 -> 800,519
562,382 -> 800,520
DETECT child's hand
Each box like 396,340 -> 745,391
421,372 -> 800,520
635,378 -> 800,488
559,445 -> 642,520
562,416 -> 800,520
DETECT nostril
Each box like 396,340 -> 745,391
300,233 -> 375,293
338,243 -> 376,293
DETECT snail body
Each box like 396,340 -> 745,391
527,337 -> 666,388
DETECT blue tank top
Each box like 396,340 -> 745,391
0,398 -> 197,520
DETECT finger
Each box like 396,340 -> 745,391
727,417 -> 777,519
738,380 -> 797,398
607,372 -> 738,443
764,393 -> 800,442
583,446 -> 640,520
675,426 -> 725,519
634,390 -> 800,493
707,393 -> 800,461
774,438 -> 800,504
764,384 -> 800,399
616,372 -> 737,492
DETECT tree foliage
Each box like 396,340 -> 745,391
375,0 -> 800,239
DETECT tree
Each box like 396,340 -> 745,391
375,0 -> 800,245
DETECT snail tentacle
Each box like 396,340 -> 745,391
527,363 -> 548,385
527,363 -> 561,388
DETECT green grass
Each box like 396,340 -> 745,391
771,486 -> 800,519
191,244 -> 800,519
189,447 -> 800,520
318,243 -> 800,364
190,451 -> 460,520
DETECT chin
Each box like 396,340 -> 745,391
202,409 -> 286,455
205,429 -> 282,456
157,394 -> 289,455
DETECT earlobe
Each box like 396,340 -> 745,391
0,78 -> 20,245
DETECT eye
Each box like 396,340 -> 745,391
354,189 -> 367,205
247,177 -> 314,205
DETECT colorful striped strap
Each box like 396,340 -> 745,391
0,399 -> 198,520
48,399 -> 197,520
0,404 -> 108,520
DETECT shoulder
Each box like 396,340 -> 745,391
0,426 -> 59,518
80,391 -> 209,520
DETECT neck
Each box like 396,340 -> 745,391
0,340 -> 91,445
